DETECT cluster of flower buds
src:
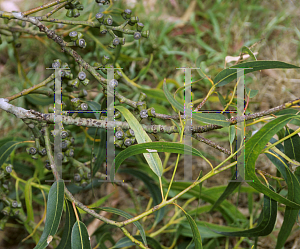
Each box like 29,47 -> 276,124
70,97 -> 89,111
65,0 -> 84,18
1,31 -> 21,47
46,129 -> 75,165
115,128 -> 136,148
95,0 -> 110,4
68,31 -> 86,48
136,92 -> 156,119
0,164 -> 13,195
0,194 -> 22,230
73,171 -> 91,188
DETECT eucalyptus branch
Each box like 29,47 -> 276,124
0,24 -> 43,36
22,0 -> 71,16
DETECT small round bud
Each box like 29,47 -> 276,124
140,109 -> 148,119
29,147 -> 37,155
81,180 -> 88,188
81,78 -> 89,86
61,130 -> 69,139
52,61 -> 60,69
5,165 -> 12,174
122,9 -> 132,20
69,31 -> 78,41
39,148 -> 47,156
116,130 -> 124,140
2,206 -> 11,216
115,111 -> 121,119
57,152 -> 64,160
78,89 -> 88,97
136,22 -> 144,32
141,30 -> 150,38
66,9 -> 73,18
147,107 -> 156,117
115,139 -> 123,148
124,138 -> 132,147
74,173 -> 81,182
61,140 -> 71,150
125,129 -> 135,137
71,98 -> 80,108
78,71 -> 86,81
76,4 -> 84,10
70,137 -> 75,144
95,12 -> 104,22
133,32 -> 141,40
109,79 -> 118,88
129,16 -> 139,26
65,149 -> 74,157
138,92 -> 147,102
69,78 -> 80,88
114,70 -> 122,80
80,103 -> 88,110
137,101 -> 147,111
112,38 -> 120,46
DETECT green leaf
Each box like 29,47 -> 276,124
57,200 -> 78,249
245,114 -> 300,208
71,221 -> 91,249
93,207 -> 147,247
0,141 -> 27,167
179,206 -> 203,248
192,113 -> 230,127
115,106 -> 163,178
245,86 -> 259,98
86,100 -> 102,119
119,168 -> 165,225
114,141 -> 205,174
211,185 -> 277,237
163,80 -> 184,112
93,129 -> 106,176
214,61 -> 299,87
113,236 -> 161,249
195,54 -> 208,77
96,232 -> 115,248
241,46 -> 257,61
284,128 -> 300,163
34,180 -> 65,249
229,125 -> 235,145
133,54 -> 153,80
209,174 -> 241,212
25,94 -> 53,106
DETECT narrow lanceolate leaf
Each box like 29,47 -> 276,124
93,129 -> 107,176
115,106 -> 163,178
211,185 -> 277,237
93,207 -> 147,247
241,46 -> 257,61
56,200 -> 78,249
214,61 -> 299,87
284,128 -> 300,163
245,114 -> 300,209
71,221 -> 91,249
33,180 -> 65,249
192,113 -> 230,127
0,141 -> 26,167
114,142 -> 204,173
87,100 -> 102,119
245,86 -> 259,98
178,206 -> 202,248
163,81 -> 230,126
113,236 -> 161,249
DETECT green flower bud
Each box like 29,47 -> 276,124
81,180 -> 88,188
66,9 -> 73,18
138,92 -> 147,102
108,41 -> 116,49
0,216 -> 9,230
52,59 -> 62,69
64,70 -> 73,79
125,129 -> 135,137
45,160 -> 51,170
60,130 -> 69,139
61,140 -> 72,150
81,78 -> 89,86
122,9 -> 132,20
140,109 -> 148,119
72,0 -> 80,5
114,70 -> 122,80
76,4 -> 84,10
101,55 -> 110,65
65,149 -> 74,157
78,89 -> 88,97
71,98 -> 80,108
124,138 -> 132,147
141,30 -> 150,38
2,206 -> 11,216
93,62 -> 102,69
62,155 -> 69,164
129,16 -> 139,26
136,22 -> 144,32
48,106 -> 54,113
137,101 -> 147,111
78,71 -> 86,81
115,111 -> 121,119
68,78 -> 80,88
72,8 -> 80,18
112,37 -> 120,46
147,107 -> 156,117
77,32 -> 84,39
115,130 -> 124,140
76,38 -> 86,48
115,139 -> 123,148
39,147 -> 47,156
133,32 -> 141,40
80,103 -> 89,110
74,173 -> 81,182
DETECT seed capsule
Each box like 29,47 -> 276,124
81,180 -> 88,188
68,78 -> 80,88
11,201 -> 19,208
115,139 -> 123,148
71,98 -> 80,108
137,101 -> 147,111
95,12 -> 104,22
100,24 -> 107,34
136,22 -> 144,32
69,31 -> 78,41
74,173 -> 81,182
64,70 -> 73,79
80,103 -> 88,110
124,138 -> 132,147
140,109 -> 148,119
76,4 -> 84,10
76,38 -> 86,48
129,16 -> 139,26
142,30 -> 150,38
52,61 -> 61,69
39,148 -> 47,156
114,70 -> 122,80
78,71 -> 86,81
147,107 -> 156,117
83,172 -> 91,180
103,15 -> 113,25
60,130 -> 69,139
61,140 -> 71,150
45,160 -> 51,170
109,79 -> 118,88
138,92 -> 147,102
2,206 -> 11,216
57,152 -> 64,161
112,38 -> 120,46
102,55 -> 110,65
70,137 -> 75,144
133,32 -> 141,40
65,149 -> 74,157
66,9 -> 73,18
115,130 -> 124,140
122,9 -> 132,20
29,147 -> 37,155
125,129 -> 135,137
5,165 -> 12,174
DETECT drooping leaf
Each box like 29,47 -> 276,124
71,221 -> 91,249
86,100 -> 102,119
115,106 -> 163,178
211,185 -> 277,237
57,200 -> 78,249
25,94 -> 53,106
241,46 -> 257,61
245,114 -> 300,208
92,207 -> 147,246
0,141 -> 27,167
214,61 -> 299,87
284,127 -> 300,163
245,86 -> 259,98
113,236 -> 161,249
33,180 -> 65,249
92,129 -> 106,177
